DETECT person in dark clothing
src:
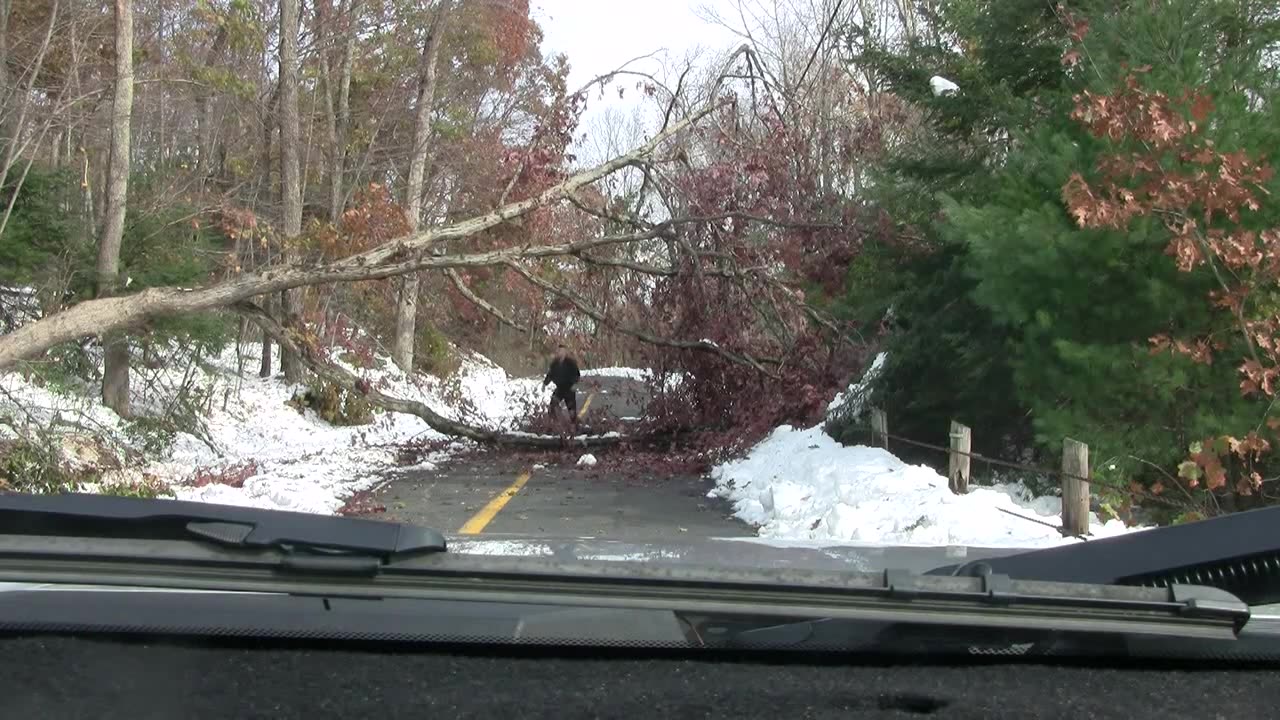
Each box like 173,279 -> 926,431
543,344 -> 581,428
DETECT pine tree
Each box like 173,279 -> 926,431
940,0 -> 1280,497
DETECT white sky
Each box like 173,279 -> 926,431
531,0 -> 742,155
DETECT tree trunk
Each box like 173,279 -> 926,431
317,49 -> 340,219
0,0 -> 13,154
279,0 -> 303,383
317,0 -> 360,223
333,0 -> 358,218
259,292 -> 274,377
392,10 -> 446,372
258,83 -> 275,366
196,93 -> 214,185
96,0 -> 134,417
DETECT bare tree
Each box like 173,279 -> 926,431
97,0 -> 135,417
316,0 -> 362,223
392,4 -> 446,372
278,0 -> 302,382
0,0 -> 13,153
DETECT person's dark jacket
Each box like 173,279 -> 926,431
544,356 -> 580,392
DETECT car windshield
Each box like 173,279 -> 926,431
1,0 -> 1279,628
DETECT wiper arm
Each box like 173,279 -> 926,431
926,505 -> 1280,605
685,567 -> 1250,652
0,493 -> 447,566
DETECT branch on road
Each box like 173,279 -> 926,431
505,260 -> 782,378
236,301 -> 624,448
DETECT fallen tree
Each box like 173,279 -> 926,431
0,43 -> 869,454
0,100 -> 721,371
236,301 -> 624,448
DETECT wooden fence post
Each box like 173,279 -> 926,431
870,408 -> 888,449
1062,437 -> 1090,536
948,421 -> 971,494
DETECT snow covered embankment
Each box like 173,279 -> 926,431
708,350 -> 1143,548
0,342 -> 549,515
161,347 -> 550,513
707,425 -> 1138,548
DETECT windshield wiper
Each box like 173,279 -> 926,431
681,566 -> 1250,652
0,493 -> 447,571
928,505 -> 1280,605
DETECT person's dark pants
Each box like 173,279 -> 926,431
549,385 -> 577,423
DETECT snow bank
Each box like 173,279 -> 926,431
161,345 -> 560,513
578,367 -> 687,395
0,340 -> 541,515
581,367 -> 649,380
709,424 -> 1142,548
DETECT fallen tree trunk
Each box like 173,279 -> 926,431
0,98 -> 724,372
235,302 -> 624,449
0,226 -> 670,371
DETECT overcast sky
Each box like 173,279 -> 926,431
530,0 -> 742,157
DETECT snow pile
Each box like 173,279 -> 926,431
151,353 -> 448,514
709,424 -> 1142,548
577,453 -> 598,467
357,350 -> 545,431
0,341 -> 544,515
582,367 -> 649,380
827,351 -> 885,418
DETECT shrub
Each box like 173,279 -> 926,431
292,379 -> 375,426
0,436 -> 83,494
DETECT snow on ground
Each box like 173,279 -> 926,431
708,424 -> 1145,548
582,367 -> 649,380
0,341 -> 562,515
158,346 -> 564,513
581,366 -> 687,391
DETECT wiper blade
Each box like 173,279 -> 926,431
927,505 -> 1280,605
685,567 -> 1249,650
0,493 -> 447,562
0,534 -> 1251,646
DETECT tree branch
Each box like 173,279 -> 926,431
235,301 -> 621,448
577,251 -> 736,278
445,268 -> 527,332
505,261 -> 781,377
0,96 -> 727,369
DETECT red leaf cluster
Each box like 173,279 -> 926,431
189,461 -> 259,489
1062,72 -> 1280,508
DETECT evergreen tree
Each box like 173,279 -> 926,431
838,0 -> 1280,503
955,0 -> 1278,482
831,0 -> 1080,456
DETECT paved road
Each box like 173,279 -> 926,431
360,375 -> 753,541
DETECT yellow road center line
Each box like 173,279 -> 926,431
458,471 -> 530,535
577,392 -> 595,418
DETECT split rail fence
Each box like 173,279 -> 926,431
867,408 -> 1092,537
